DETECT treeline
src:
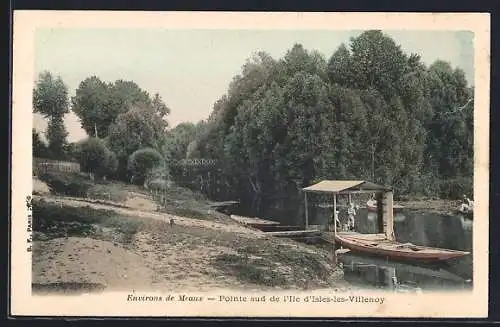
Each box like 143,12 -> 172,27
33,30 -> 473,201
186,30 -> 473,201
33,73 -> 176,185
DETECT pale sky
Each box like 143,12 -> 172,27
33,29 -> 474,142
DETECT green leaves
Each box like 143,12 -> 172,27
71,77 -> 169,139
78,137 -> 118,179
33,71 -> 70,118
33,71 -> 70,159
187,31 -> 473,201
127,148 -> 165,185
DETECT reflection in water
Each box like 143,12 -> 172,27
350,209 -> 473,291
339,252 -> 472,292
235,202 -> 473,291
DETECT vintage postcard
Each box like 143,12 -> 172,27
11,11 -> 490,318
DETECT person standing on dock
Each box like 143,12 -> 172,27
347,202 -> 357,231
333,209 -> 341,231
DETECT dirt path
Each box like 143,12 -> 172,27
34,195 -> 266,237
32,194 -> 349,293
32,237 -> 156,292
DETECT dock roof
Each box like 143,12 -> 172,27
302,180 -> 392,194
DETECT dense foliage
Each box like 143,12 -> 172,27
182,31 -> 473,202
78,137 -> 118,179
34,30 -> 473,204
33,71 -> 70,159
127,147 -> 165,185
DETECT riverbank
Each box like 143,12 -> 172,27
396,198 -> 460,216
32,175 -> 349,294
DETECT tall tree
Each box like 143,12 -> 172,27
71,78 -> 156,138
71,76 -> 113,138
33,71 -> 70,158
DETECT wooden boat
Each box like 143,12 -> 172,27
366,201 -> 405,212
335,232 -> 470,262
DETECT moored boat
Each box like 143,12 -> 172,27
366,201 -> 405,212
335,232 -> 470,262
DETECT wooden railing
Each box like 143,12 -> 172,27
33,158 -> 81,175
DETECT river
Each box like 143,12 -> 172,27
233,203 -> 473,292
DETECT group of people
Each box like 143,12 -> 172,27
459,194 -> 474,214
332,201 -> 358,232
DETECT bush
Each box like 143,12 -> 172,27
104,150 -> 119,178
127,148 -> 165,185
78,137 -> 118,179
439,176 -> 473,200
32,199 -> 142,241
32,129 -> 50,158
38,171 -> 93,197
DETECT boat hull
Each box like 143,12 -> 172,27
335,233 -> 470,262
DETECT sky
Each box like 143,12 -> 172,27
33,29 -> 474,142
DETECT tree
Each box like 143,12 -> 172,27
45,116 -> 69,159
184,32 -> 474,205
32,129 -> 49,158
71,76 -> 114,138
33,71 -> 70,118
152,92 -> 171,123
327,43 -> 352,86
107,105 -> 166,179
127,148 -> 165,185
78,137 -> 117,179
71,78 -> 158,138
348,30 -> 408,98
33,71 -> 70,158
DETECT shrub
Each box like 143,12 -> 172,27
32,199 -> 141,240
78,137 -> 118,179
104,150 -> 119,178
439,176 -> 473,200
38,171 -> 93,197
127,148 -> 165,185
32,129 -> 50,158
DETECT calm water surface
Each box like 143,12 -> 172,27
235,203 -> 473,291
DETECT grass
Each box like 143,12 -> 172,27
211,236 -> 335,289
33,199 -> 142,243
86,183 -> 129,202
214,253 -> 288,287
36,169 -> 227,223
38,171 -> 93,197
33,171 -> 343,290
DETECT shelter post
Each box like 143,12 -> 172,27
376,192 -> 384,233
304,192 -> 309,230
383,191 -> 395,241
333,193 -> 337,234
332,193 -> 337,264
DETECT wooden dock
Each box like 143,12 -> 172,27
230,214 -> 281,226
253,225 -> 303,232
209,201 -> 239,208
265,230 -> 321,238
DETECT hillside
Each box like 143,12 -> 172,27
32,173 -> 348,294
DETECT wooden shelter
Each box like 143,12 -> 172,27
302,180 -> 470,262
302,180 -> 395,241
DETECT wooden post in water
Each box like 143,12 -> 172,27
304,192 -> 309,230
383,191 -> 395,241
332,193 -> 337,265
376,192 -> 384,234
